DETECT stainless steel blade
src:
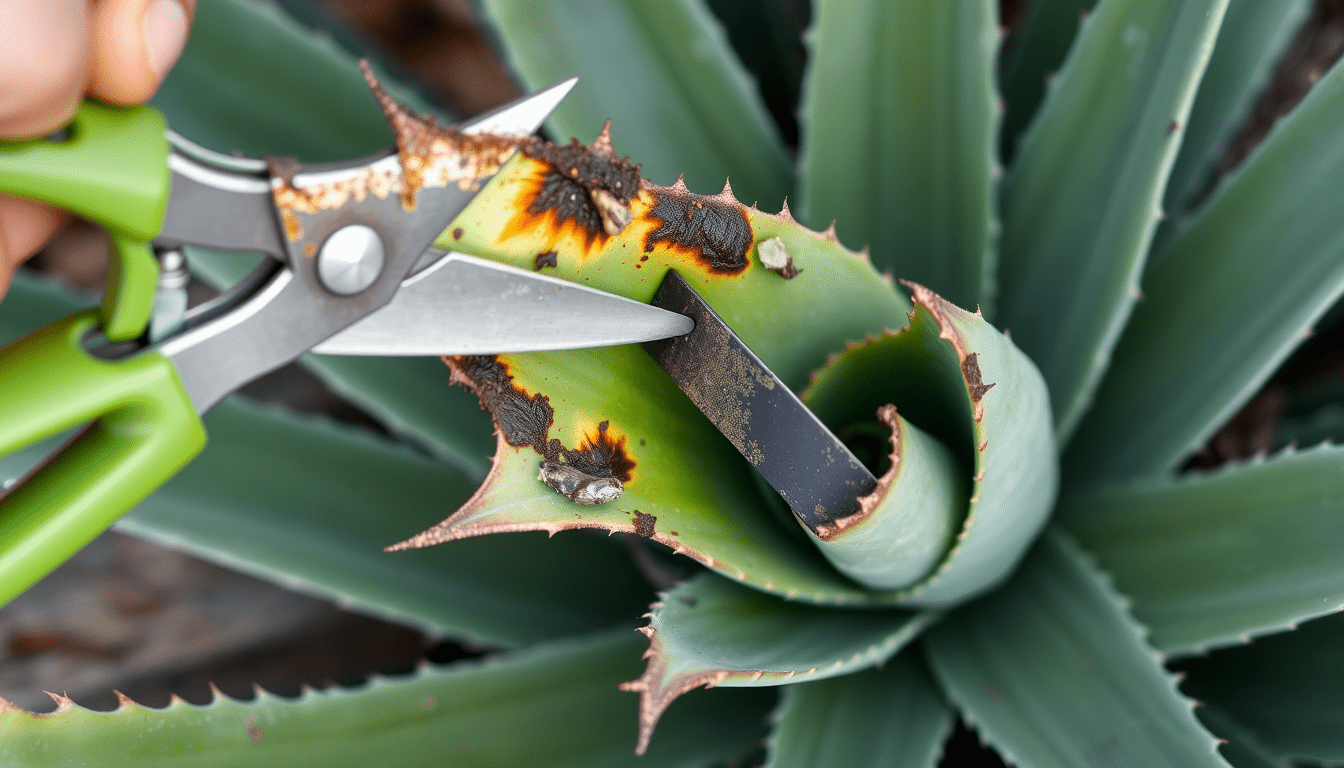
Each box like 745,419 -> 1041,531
312,252 -> 694,356
643,270 -> 877,530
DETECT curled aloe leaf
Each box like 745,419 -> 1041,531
621,572 -> 937,755
803,284 -> 1057,605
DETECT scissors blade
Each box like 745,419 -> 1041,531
312,252 -> 694,356
156,76 -> 578,259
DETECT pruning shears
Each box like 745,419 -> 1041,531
0,71 -> 697,607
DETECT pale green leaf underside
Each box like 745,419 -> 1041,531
481,0 -> 792,210
799,0 -> 999,313
765,653 -> 953,768
1064,444 -> 1344,655
804,291 -> 1057,607
1067,52 -> 1344,483
1162,0 -> 1311,217
1178,611 -> 1344,764
925,530 -> 1229,768
0,632 -> 776,768
998,0 -> 1228,441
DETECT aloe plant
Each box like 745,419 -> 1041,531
3,0 -> 1344,765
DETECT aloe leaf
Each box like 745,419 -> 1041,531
798,0 -> 999,312
480,0 -> 792,210
1065,52 -> 1344,483
1197,706 -> 1296,768
1064,445 -> 1344,655
1277,404 -> 1344,449
764,653 -> 953,768
390,346 -> 875,604
997,0 -> 1228,441
803,285 -> 1057,605
1177,611 -> 1344,764
924,530 -> 1230,768
0,631 -> 776,767
623,572 -> 938,755
998,0 -> 1096,165
114,395 -> 654,647
1163,0 -> 1311,216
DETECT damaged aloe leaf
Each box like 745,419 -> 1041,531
388,346 -> 882,605
802,282 -> 1057,604
622,571 -> 938,755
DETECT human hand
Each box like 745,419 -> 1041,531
0,0 -> 194,300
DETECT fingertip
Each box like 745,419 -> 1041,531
88,0 -> 194,105
0,195 -> 68,274
0,0 -> 91,138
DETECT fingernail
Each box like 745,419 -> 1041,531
143,0 -> 189,80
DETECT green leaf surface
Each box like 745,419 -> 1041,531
1064,445 -> 1344,655
1277,404 -> 1344,450
1177,611 -> 1344,764
804,285 -> 1057,606
118,395 -> 653,647
480,0 -> 793,210
764,653 -> 953,768
624,572 -> 937,755
997,0 -> 1097,165
1163,0 -> 1311,217
798,0 -> 999,312
1066,52 -> 1344,483
1197,706 -> 1295,768
925,530 -> 1229,768
997,0 -> 1228,441
0,631 -> 776,768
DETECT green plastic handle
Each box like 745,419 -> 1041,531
0,101 -> 170,341
0,310 -> 206,607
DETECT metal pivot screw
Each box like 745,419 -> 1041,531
317,224 -> 385,295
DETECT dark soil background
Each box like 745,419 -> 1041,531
5,1 -> 1344,766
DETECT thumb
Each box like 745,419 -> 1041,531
87,0 -> 195,105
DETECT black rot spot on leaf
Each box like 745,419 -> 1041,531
452,227 -> 463,239
534,250 -> 558,270
643,185 -> 752,275
516,124 -> 642,248
445,356 -> 635,503
632,510 -> 657,538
